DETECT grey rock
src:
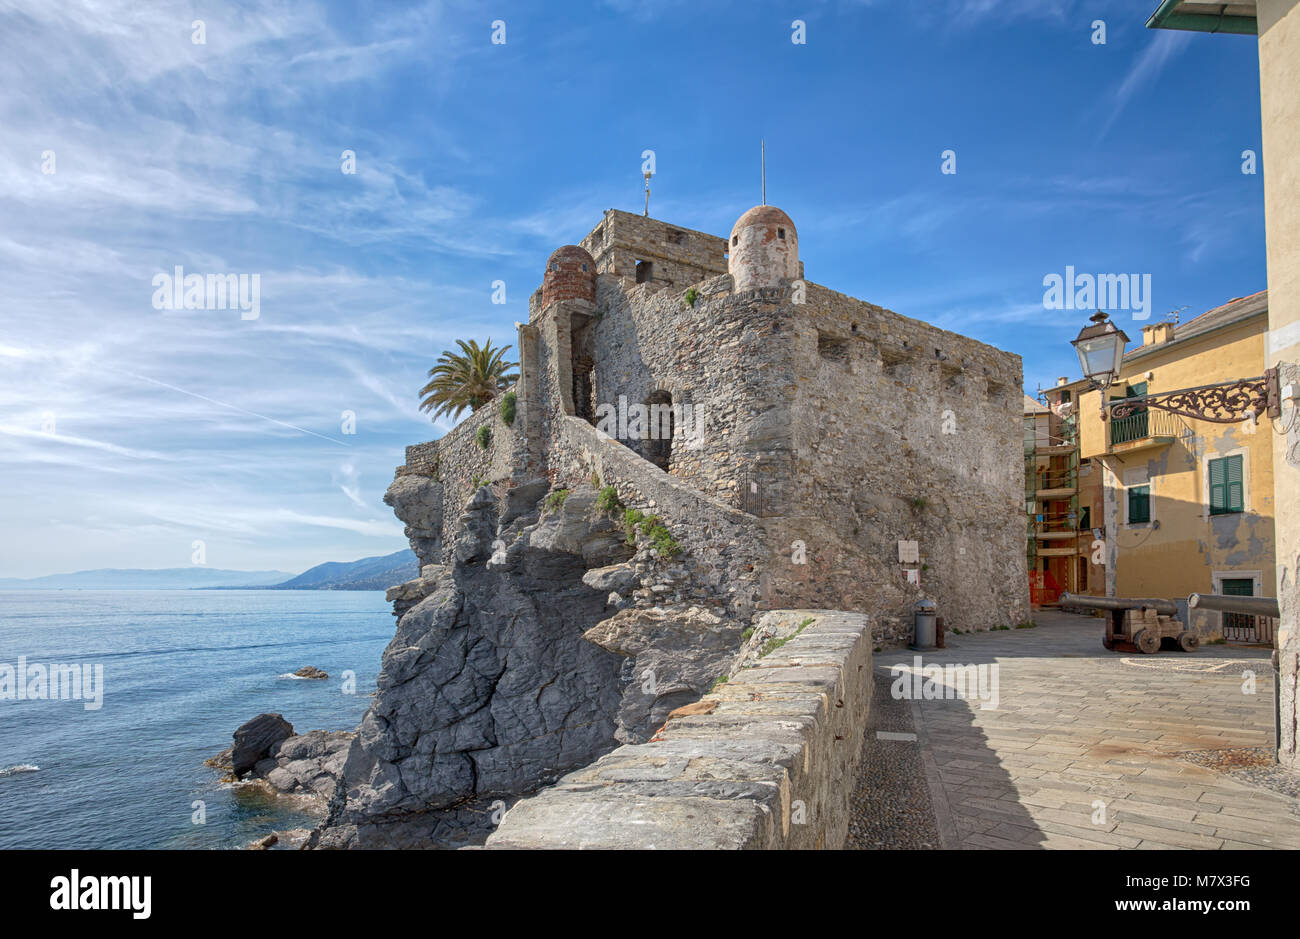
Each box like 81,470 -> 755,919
384,474 -> 444,566
583,605 -> 744,743
231,713 -> 294,777
315,486 -> 630,846
582,563 -> 639,594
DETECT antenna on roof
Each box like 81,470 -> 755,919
761,139 -> 766,205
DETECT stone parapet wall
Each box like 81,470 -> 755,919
483,610 -> 873,849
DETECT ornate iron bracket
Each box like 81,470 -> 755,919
1108,369 -> 1280,424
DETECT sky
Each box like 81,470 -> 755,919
0,0 -> 1267,578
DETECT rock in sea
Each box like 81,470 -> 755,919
230,713 -> 294,778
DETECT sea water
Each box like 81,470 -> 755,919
0,589 -> 392,849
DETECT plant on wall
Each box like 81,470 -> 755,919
499,390 -> 517,426
476,425 -> 491,450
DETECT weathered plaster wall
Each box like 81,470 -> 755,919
483,610 -> 873,849
1258,0 -> 1300,769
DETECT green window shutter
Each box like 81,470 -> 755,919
1209,455 -> 1243,515
1128,485 -> 1150,524
1227,454 -> 1244,512
1209,457 -> 1227,515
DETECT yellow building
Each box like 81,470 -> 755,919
1073,291 -> 1276,641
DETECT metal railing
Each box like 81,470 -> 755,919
1107,407 -> 1188,447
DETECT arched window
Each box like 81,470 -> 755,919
645,390 -> 673,472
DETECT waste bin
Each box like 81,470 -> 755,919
911,599 -> 937,651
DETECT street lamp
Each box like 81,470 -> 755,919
1070,310 -> 1280,424
1071,310 -> 1129,392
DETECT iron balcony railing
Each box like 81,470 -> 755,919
1107,407 -> 1189,447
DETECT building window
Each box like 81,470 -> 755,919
1209,454 -> 1244,515
731,236 -> 738,246
1079,506 -> 1091,529
777,228 -> 785,239
1061,389 -> 1072,403
635,260 -> 652,284
1127,485 -> 1150,524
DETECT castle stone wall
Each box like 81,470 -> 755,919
589,273 -> 799,512
779,283 -> 1029,630
581,209 -> 728,290
395,396 -> 520,569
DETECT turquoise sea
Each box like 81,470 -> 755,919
0,590 -> 392,849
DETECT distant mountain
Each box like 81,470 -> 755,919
0,567 -> 293,590
264,550 -> 418,591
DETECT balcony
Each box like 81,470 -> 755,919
1029,471 -> 1077,501
1106,407 -> 1187,455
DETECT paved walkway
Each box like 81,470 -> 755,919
849,611 -> 1300,849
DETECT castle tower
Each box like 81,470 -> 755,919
728,205 -> 798,291
542,245 -> 596,309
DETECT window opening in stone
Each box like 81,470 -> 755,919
645,390 -> 673,472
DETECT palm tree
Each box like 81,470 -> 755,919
419,339 -> 518,422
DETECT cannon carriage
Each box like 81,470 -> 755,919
1059,593 -> 1198,653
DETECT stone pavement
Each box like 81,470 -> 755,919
849,610 -> 1300,849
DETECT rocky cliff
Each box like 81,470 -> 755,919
305,478 -> 745,848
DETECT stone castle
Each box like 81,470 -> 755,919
397,205 -> 1026,635
303,204 -> 1027,848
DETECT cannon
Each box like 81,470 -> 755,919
1187,593 -> 1281,619
1059,593 -> 1197,654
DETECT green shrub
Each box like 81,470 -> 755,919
595,485 -> 623,514
709,675 -> 728,692
471,474 -> 488,489
740,627 -> 754,643
646,524 -> 680,559
543,488 -> 570,513
476,425 -> 491,450
621,508 -> 645,545
499,391 -> 517,427
684,286 -> 699,307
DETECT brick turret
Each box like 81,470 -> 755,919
542,245 -> 596,308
